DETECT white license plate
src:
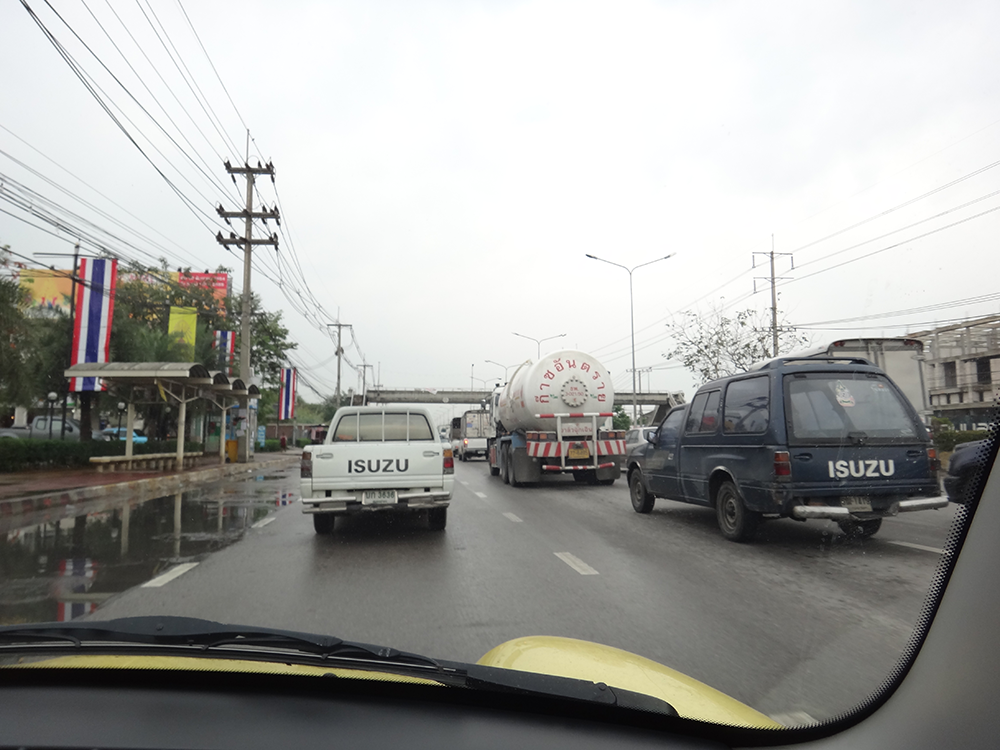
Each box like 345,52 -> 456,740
842,496 -> 873,513
361,490 -> 398,506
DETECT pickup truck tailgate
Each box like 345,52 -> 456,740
307,442 -> 448,491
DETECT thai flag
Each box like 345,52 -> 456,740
56,558 -> 98,622
213,330 -> 236,373
278,367 -> 296,420
70,258 -> 117,392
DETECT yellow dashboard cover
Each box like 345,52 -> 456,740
478,636 -> 781,728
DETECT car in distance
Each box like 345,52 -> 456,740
624,427 -> 657,453
944,438 -> 989,503
625,356 -> 947,541
101,427 -> 149,444
300,405 -> 455,533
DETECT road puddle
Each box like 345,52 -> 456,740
0,471 -> 299,623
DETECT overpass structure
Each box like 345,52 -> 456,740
364,389 -> 685,408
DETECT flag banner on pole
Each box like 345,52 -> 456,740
213,330 -> 236,374
278,368 -> 296,420
70,258 -> 117,392
168,306 -> 197,361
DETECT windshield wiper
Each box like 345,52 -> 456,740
0,616 -> 677,716
0,616 -> 442,670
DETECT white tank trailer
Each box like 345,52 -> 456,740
488,350 -> 626,486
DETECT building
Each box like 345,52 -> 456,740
911,314 -> 1000,431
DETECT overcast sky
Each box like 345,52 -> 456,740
2,0 -> 999,423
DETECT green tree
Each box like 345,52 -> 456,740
612,404 -> 632,430
664,306 -> 809,385
0,264 -> 34,406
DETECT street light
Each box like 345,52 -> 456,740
484,360 -> 518,381
586,252 -> 675,423
117,401 -> 127,438
512,332 -> 566,359
46,392 -> 58,440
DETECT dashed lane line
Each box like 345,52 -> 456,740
886,540 -> 944,555
554,552 -> 599,576
460,480 -> 470,486
475,491 -> 488,499
503,512 -> 523,523
252,517 -> 275,529
141,563 -> 199,588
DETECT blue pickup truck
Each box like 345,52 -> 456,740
625,357 -> 947,542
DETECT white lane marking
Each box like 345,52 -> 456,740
252,517 -> 275,529
475,491 -> 487,499
142,563 -> 198,588
554,552 -> 599,575
503,512 -> 523,523
886,540 -> 944,555
460,480 -> 470,486
770,711 -> 818,727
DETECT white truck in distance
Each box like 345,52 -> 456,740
458,409 -> 489,461
487,350 -> 627,486
300,405 -> 455,533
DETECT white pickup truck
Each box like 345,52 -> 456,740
300,405 -> 455,533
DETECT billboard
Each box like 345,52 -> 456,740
175,272 -> 230,306
19,268 -> 74,315
21,268 -> 230,317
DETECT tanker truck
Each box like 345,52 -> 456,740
486,350 -> 627,486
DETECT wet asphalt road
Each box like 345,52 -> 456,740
53,459 -> 960,725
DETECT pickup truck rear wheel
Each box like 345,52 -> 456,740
629,471 -> 655,513
838,518 -> 882,538
715,480 -> 759,542
427,508 -> 447,530
312,514 -> 335,534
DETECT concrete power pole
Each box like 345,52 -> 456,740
216,159 -> 279,462
326,322 -> 352,410
753,235 -> 793,357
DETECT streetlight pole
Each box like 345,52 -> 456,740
485,360 -> 517,382
46,392 -> 57,440
586,253 -> 675,423
512,332 -> 566,359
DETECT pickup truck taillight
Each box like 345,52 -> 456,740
774,451 -> 791,478
443,448 -> 454,474
301,450 -> 313,478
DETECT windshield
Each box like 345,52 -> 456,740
0,0 -> 996,737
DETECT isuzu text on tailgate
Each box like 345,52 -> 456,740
300,406 -> 455,534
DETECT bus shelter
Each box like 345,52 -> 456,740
63,362 -> 260,467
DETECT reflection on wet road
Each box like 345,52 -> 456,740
0,471 -> 298,623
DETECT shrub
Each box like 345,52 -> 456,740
933,430 -> 990,453
0,438 -> 205,472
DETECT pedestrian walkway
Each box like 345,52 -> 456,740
0,451 -> 300,516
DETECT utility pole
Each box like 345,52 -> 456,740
216,158 -> 279,462
326,322 -> 352,410
753,235 -> 794,357
361,363 -> 374,405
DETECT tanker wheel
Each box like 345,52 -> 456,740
501,445 -> 511,485
509,451 -> 523,488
